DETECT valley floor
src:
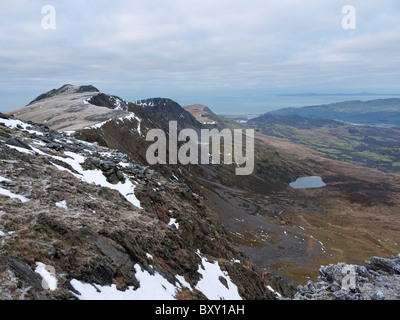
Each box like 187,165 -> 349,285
202,133 -> 400,285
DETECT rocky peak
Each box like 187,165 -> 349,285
293,255 -> 400,300
134,97 -> 203,131
85,93 -> 131,111
28,84 -> 99,105
7,85 -> 130,132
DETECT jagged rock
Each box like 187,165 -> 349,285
263,272 -> 297,298
293,255 -> 400,300
6,137 -> 32,150
106,173 -> 120,184
370,290 -> 386,300
116,170 -> 124,181
100,160 -> 114,171
35,213 -> 83,246
45,142 -> 62,151
9,259 -> 43,291
366,256 -> 400,275
134,97 -> 203,131
0,112 -> 10,120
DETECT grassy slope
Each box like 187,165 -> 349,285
248,121 -> 400,173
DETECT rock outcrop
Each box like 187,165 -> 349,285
0,113 -> 278,300
293,255 -> 400,300
134,98 -> 203,131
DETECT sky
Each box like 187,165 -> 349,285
1,0 -> 400,113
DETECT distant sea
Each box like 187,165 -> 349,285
205,93 -> 400,117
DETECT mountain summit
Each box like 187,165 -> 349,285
28,84 -> 100,105
134,97 -> 203,131
9,84 -> 129,132
8,85 -> 204,133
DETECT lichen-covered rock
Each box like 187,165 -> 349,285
293,255 -> 400,300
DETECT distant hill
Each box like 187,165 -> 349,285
7,84 -> 130,132
268,98 -> 400,127
7,85 -> 204,133
183,104 -> 242,131
248,113 -> 400,173
249,113 -> 338,129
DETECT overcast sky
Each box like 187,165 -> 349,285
1,0 -> 400,112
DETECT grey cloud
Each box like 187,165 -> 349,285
0,0 -> 399,112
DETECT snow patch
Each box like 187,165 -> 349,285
146,253 -> 153,260
195,250 -> 242,300
118,161 -> 130,168
6,145 -> 35,155
70,264 -> 177,300
0,187 -> 29,203
0,118 -> 43,136
35,262 -> 58,291
134,100 -> 155,108
63,131 -> 75,137
168,218 -> 179,229
87,119 -> 112,129
0,176 -> 11,183
267,285 -> 282,298
50,150 -> 142,209
69,250 -> 242,300
55,200 -> 68,209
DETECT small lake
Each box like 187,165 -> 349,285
290,176 -> 326,189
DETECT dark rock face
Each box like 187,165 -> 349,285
83,158 -> 126,184
76,85 -> 100,94
134,98 -> 203,131
366,256 -> 400,275
6,137 -> 32,150
9,259 -> 44,291
87,93 -> 129,110
293,255 -> 400,300
263,272 -> 297,298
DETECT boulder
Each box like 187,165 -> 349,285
6,137 -> 32,150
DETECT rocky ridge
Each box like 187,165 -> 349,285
8,85 -> 130,132
0,112 -> 277,300
293,255 -> 400,300
3,85 -> 400,300
134,98 -> 203,131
